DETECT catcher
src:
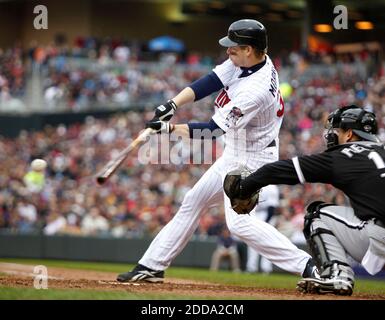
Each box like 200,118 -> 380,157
224,105 -> 385,296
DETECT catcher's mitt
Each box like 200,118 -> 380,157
223,168 -> 260,215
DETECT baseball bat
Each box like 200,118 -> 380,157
96,128 -> 154,185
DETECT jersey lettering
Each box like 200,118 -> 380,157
215,89 -> 231,108
341,144 -> 369,157
350,144 -> 368,153
276,90 -> 284,117
269,68 -> 278,98
368,151 -> 385,178
341,148 -> 353,158
268,67 -> 284,117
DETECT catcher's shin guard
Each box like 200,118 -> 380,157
300,202 -> 355,294
303,201 -> 333,270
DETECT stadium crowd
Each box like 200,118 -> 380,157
1,37 -> 382,113
0,45 -> 26,108
1,39 -> 385,245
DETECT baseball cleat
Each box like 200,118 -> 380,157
301,258 -> 320,279
117,264 -> 164,283
296,277 -> 353,296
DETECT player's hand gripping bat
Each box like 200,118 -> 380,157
96,128 -> 154,185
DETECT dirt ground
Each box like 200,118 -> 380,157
0,262 -> 383,300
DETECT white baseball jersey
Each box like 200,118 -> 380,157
212,56 -> 284,154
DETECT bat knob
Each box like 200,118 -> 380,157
96,176 -> 106,185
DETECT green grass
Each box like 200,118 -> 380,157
0,258 -> 131,273
0,258 -> 384,299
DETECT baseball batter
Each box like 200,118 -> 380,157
117,19 -> 316,283
225,106 -> 385,295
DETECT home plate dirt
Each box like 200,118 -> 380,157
0,262 -> 382,300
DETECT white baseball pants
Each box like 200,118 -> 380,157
140,147 -> 311,274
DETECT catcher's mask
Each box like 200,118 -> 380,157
324,105 -> 379,148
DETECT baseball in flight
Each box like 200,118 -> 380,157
31,159 -> 47,171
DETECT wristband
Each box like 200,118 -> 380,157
168,100 -> 178,110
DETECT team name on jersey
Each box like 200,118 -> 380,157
215,88 -> 230,108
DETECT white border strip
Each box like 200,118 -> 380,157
320,208 -> 367,228
292,156 -> 306,184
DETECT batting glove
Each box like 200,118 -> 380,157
153,100 -> 178,122
145,120 -> 174,134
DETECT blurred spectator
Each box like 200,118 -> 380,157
23,160 -> 47,193
16,198 -> 38,233
210,228 -> 241,272
44,211 -> 67,235
81,207 -> 110,236
113,45 -> 130,63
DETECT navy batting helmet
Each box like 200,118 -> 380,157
219,19 -> 267,50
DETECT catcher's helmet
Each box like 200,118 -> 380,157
325,105 -> 379,148
219,19 -> 267,50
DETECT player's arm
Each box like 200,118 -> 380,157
176,59 -> 229,105
147,118 -> 225,139
147,60 -> 231,135
150,64 -> 226,122
147,71 -> 225,138
188,72 -> 224,101
172,87 -> 196,107
148,91 -> 191,123
167,71 -> 224,105
239,152 -> 334,198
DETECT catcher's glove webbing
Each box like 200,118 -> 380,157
223,168 -> 260,215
